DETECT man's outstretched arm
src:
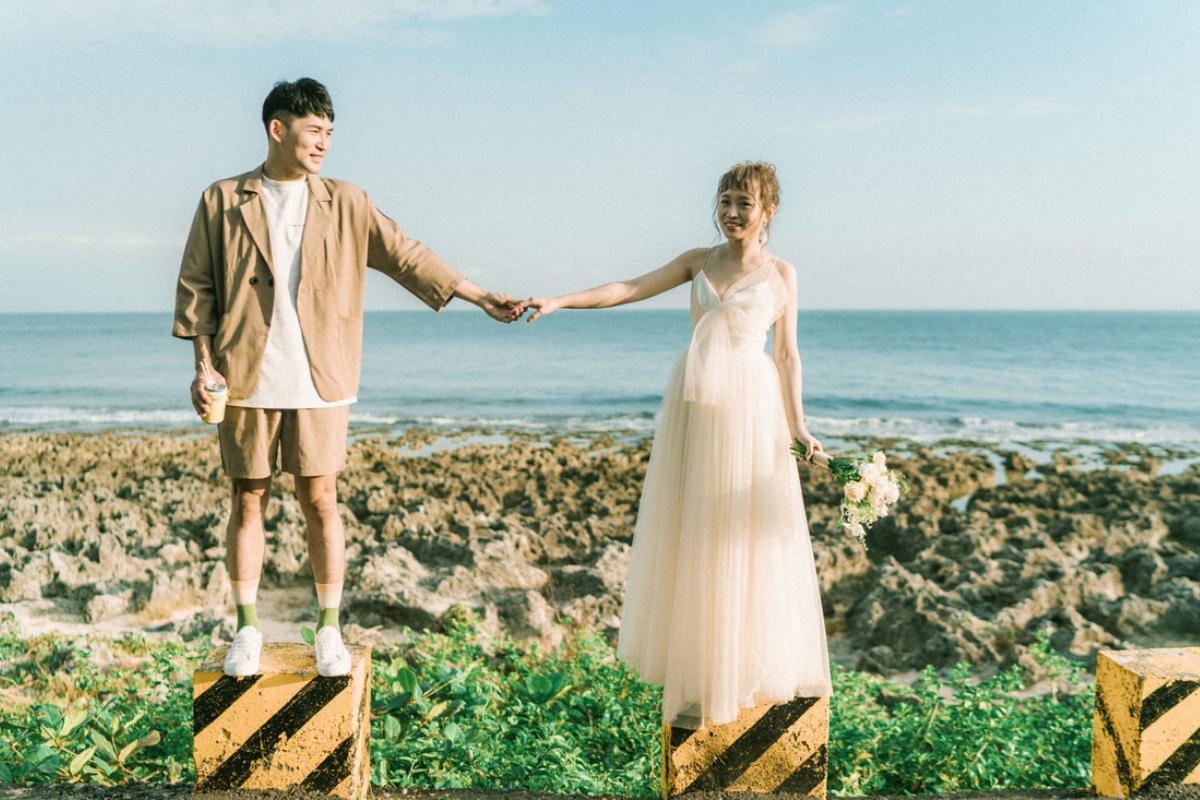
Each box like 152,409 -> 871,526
453,279 -> 526,323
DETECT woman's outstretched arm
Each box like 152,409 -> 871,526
525,248 -> 706,321
772,260 -> 823,459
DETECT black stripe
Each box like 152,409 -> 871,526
1140,680 -> 1200,730
775,743 -> 827,795
1095,689 -> 1135,793
686,696 -> 819,792
196,675 -> 351,791
1144,724 -> 1200,787
301,734 -> 356,793
670,725 -> 696,751
193,675 -> 261,735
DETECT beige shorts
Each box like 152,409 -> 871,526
218,406 -> 349,479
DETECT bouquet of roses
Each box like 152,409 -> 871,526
792,444 -> 908,548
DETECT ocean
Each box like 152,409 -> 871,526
1,310 -> 1198,450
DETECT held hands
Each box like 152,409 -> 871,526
523,296 -> 562,322
457,280 -> 527,323
478,291 -> 528,323
474,291 -> 564,323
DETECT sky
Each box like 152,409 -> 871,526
0,0 -> 1197,313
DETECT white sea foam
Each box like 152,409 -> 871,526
2,311 -> 1198,449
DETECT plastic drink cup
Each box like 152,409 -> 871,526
203,381 -> 227,424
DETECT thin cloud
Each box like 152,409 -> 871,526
809,115 -> 896,133
0,0 -> 548,47
940,99 -> 1082,119
754,4 -> 842,49
0,229 -> 176,254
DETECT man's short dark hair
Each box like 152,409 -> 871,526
262,78 -> 334,128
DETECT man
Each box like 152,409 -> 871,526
173,78 -> 523,678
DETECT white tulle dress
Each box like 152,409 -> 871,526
615,256 -> 832,729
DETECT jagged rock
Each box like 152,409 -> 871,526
85,591 -> 130,622
856,645 -> 899,673
2,432 -> 1198,679
492,590 -> 560,647
342,622 -> 388,647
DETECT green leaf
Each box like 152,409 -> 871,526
68,745 -> 97,775
526,674 -> 552,699
383,715 -> 402,743
424,700 -> 450,722
396,667 -> 418,695
301,626 -> 316,645
60,708 -> 89,737
90,731 -> 117,760
118,739 -> 140,763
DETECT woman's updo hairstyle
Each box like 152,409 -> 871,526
715,161 -> 780,243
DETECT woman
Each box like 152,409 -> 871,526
526,162 -> 830,728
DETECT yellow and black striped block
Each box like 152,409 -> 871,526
662,695 -> 828,797
1092,647 -> 1200,797
193,642 -> 372,799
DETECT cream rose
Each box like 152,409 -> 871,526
844,480 -> 868,502
858,462 -> 882,483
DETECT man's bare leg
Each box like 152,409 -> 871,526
224,477 -> 271,676
297,474 -> 351,677
228,477 -> 272,629
296,474 -> 345,631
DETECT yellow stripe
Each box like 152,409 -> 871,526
193,670 -> 222,699
728,697 -> 827,791
194,671 -> 311,764
1107,647 -> 1200,681
332,772 -> 354,798
1142,649 -> 1200,680
1142,688 -> 1200,777
670,702 -> 774,791
1090,706 -> 1118,795
239,676 -> 364,789
1100,654 -> 1144,766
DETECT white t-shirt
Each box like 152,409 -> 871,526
234,175 -> 356,409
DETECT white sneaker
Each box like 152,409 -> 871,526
224,626 -> 262,677
314,626 -> 351,677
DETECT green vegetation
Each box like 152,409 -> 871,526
371,607 -> 658,794
830,637 -> 1094,795
0,616 -> 194,785
0,611 -> 1093,795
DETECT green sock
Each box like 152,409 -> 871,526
236,604 -> 259,631
317,607 -> 340,631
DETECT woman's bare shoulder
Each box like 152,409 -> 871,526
673,246 -> 716,279
770,255 -> 798,284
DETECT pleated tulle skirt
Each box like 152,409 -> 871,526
616,349 -> 831,728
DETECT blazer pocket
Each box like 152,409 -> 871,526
337,314 -> 363,357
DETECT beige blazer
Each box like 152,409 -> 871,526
172,167 -> 465,404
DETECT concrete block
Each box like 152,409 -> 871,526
193,642 -> 372,799
1092,647 -> 1200,797
663,695 -> 828,797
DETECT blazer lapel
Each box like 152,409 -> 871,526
301,174 -> 332,280
236,168 -> 274,274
